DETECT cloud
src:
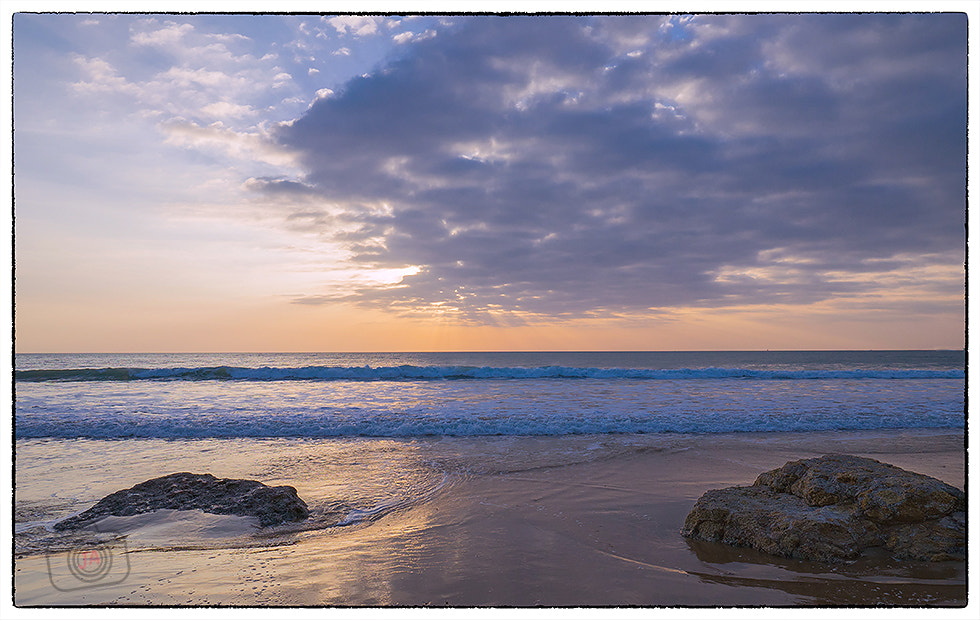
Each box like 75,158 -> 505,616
160,65 -> 243,89
393,30 -> 437,45
69,18 -> 311,136
206,32 -> 251,44
163,119 -> 298,168
271,15 -> 966,320
200,101 -> 256,119
312,88 -> 334,103
71,55 -> 142,96
324,16 -> 386,37
131,21 -> 194,46
392,31 -> 414,45
244,177 -> 320,197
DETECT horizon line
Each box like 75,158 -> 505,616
12,348 -> 966,355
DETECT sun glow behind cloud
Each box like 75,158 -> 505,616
10,10 -> 969,352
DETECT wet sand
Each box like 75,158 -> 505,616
12,429 -> 971,608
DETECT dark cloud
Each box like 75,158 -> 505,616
271,14 -> 966,319
244,177 -> 320,198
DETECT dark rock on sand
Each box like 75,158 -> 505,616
682,455 -> 965,562
54,472 -> 309,530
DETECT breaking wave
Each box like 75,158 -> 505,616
15,365 -> 965,383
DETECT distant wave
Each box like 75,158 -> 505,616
14,365 -> 966,382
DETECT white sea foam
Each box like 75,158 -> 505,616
15,376 -> 963,438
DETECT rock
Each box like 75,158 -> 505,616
885,512 -> 967,562
682,455 -> 965,562
54,472 -> 309,530
754,454 -> 964,522
682,485 -> 882,562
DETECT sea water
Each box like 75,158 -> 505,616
14,350 -> 965,437
13,350 -> 966,556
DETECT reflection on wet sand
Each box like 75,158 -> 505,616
686,538 -> 966,606
14,430 -> 967,607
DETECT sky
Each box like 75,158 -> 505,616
8,4 -> 973,352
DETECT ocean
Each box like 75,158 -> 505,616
13,350 -> 966,561
14,350 -> 965,438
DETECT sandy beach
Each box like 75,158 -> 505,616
11,428 -> 970,608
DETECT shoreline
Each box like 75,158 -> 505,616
12,428 -> 970,607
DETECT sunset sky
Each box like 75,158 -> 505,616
9,5 -> 972,352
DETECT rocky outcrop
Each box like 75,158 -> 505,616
54,472 -> 309,530
682,455 -> 965,562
